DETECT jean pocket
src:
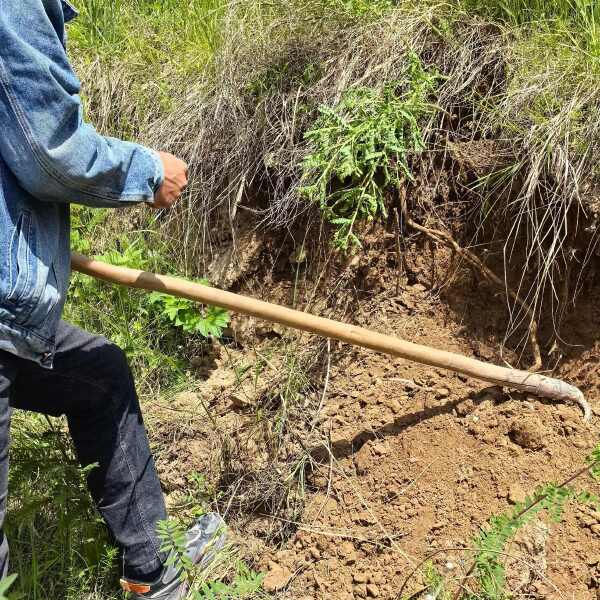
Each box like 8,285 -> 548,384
8,211 -> 36,306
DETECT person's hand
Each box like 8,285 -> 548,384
151,151 -> 189,209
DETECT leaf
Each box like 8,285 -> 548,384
0,574 -> 17,600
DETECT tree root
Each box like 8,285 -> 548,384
399,189 -> 543,371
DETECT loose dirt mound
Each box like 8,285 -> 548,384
149,238 -> 600,600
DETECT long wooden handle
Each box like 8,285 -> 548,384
71,252 -> 591,420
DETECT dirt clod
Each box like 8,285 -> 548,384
508,483 -> 527,504
509,417 -> 547,450
339,541 -> 358,564
262,564 -> 293,592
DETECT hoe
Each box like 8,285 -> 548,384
71,252 -> 592,421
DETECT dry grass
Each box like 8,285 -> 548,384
75,0 -> 600,361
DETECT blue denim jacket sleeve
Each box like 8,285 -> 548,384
0,0 -> 164,208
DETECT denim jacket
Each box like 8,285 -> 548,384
0,0 -> 164,367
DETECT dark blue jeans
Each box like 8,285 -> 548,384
0,321 -> 167,579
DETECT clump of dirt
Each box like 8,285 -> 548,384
149,230 -> 600,600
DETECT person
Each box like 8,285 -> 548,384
0,2 -> 226,598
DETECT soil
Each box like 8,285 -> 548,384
148,230 -> 600,600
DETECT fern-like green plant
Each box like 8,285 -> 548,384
157,519 -> 263,599
300,52 -> 439,250
157,519 -> 194,581
191,562 -> 264,599
463,443 -> 600,600
405,442 -> 600,600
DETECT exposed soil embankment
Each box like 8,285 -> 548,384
147,227 -> 600,600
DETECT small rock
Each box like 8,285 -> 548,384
581,515 -> 597,528
262,565 -> 293,592
573,438 -> 588,449
436,387 -> 450,399
353,583 -> 367,598
411,283 -> 427,293
508,483 -> 527,505
353,572 -> 368,584
355,511 -> 377,525
366,583 -> 380,597
373,442 -> 389,456
309,547 -> 321,560
591,524 -> 600,536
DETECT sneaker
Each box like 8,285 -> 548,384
120,513 -> 227,599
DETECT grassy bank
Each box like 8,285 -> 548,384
4,0 -> 599,598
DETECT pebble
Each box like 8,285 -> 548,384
353,572 -> 368,584
591,524 -> 600,536
366,583 -> 380,597
436,387 -> 450,399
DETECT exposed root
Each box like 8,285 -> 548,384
399,188 -> 543,372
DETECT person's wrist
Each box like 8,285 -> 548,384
148,149 -> 165,196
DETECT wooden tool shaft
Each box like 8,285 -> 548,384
71,252 -> 590,419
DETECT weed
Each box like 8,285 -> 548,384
300,54 -> 439,250
157,518 -> 264,599
403,441 -> 600,599
0,575 -> 17,600
7,414 -> 118,600
149,292 -> 230,338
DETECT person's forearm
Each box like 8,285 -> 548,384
0,0 -> 163,208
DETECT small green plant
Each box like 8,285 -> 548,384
0,575 -> 17,600
422,560 -> 451,600
157,519 -> 263,599
158,519 -> 195,581
7,414 -> 118,600
407,442 -> 600,600
462,445 -> 600,599
192,563 -> 264,600
149,292 -> 230,338
300,53 -> 439,250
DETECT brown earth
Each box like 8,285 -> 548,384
148,231 -> 600,600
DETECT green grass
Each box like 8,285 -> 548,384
6,414 -> 119,600
71,0 -> 225,66
460,0 -> 599,54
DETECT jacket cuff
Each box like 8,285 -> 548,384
145,148 -> 165,200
